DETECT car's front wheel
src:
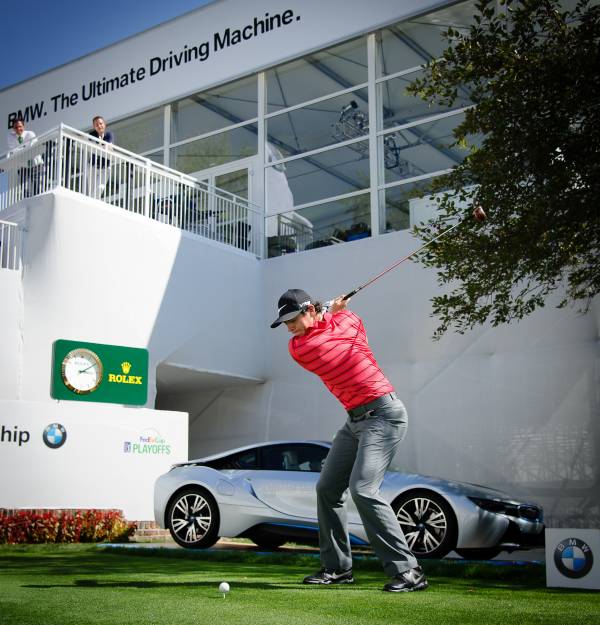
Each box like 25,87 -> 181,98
166,487 -> 220,549
392,490 -> 458,559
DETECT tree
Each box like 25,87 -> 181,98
407,0 -> 600,339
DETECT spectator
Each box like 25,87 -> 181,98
6,118 -> 40,197
7,118 -> 36,153
88,115 -> 114,197
155,197 -> 174,225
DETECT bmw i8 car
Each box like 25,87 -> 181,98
154,440 -> 544,559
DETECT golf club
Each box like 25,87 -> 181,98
332,206 -> 486,304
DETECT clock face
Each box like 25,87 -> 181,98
61,348 -> 103,394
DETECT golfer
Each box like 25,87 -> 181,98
271,289 -> 427,593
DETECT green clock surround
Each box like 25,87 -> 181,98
52,339 -> 148,405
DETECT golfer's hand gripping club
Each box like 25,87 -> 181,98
323,295 -> 350,313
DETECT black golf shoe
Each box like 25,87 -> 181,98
383,566 -> 428,592
303,568 -> 354,585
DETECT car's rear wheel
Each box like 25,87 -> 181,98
392,490 -> 458,559
455,547 -> 502,560
166,487 -> 220,549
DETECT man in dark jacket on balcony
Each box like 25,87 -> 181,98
87,116 -> 115,197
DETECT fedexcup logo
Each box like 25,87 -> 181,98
123,429 -> 171,455
43,423 -> 67,449
554,537 -> 594,579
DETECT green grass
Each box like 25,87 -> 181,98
0,544 -> 598,625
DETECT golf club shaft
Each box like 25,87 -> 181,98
342,220 -> 462,301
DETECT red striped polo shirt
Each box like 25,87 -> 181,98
289,310 -> 394,410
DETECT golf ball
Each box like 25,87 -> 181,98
219,582 -> 230,593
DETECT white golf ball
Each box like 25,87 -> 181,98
219,582 -> 230,594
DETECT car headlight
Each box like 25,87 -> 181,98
468,497 -> 543,522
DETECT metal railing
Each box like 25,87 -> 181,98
267,213 -> 314,256
0,124 -> 263,257
0,219 -> 21,270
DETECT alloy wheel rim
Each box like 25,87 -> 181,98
396,497 -> 447,554
170,493 -> 212,543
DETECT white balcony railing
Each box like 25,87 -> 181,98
0,124 -> 263,257
0,219 -> 21,270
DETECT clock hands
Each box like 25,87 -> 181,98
78,363 -> 98,374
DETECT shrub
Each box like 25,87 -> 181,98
0,509 -> 136,544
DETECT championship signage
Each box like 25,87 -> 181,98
0,0 -> 440,136
51,339 -> 148,405
545,528 -> 600,590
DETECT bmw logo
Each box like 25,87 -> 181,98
43,423 -> 67,449
554,538 -> 594,579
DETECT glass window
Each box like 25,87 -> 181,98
206,449 -> 258,470
171,75 -> 258,143
171,124 -> 257,174
382,181 -> 478,235
267,91 -> 369,158
266,192 -> 371,257
215,169 -> 248,199
296,444 -> 329,472
377,69 -> 471,131
274,141 -> 370,207
261,444 -> 329,472
380,112 -> 473,185
376,2 -> 477,77
146,150 -> 164,165
266,36 -> 367,113
109,107 -> 164,154
381,179 -> 442,234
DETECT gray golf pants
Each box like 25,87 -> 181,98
316,397 -> 418,577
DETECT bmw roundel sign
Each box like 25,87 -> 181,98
43,423 -> 67,449
546,529 -> 600,590
553,537 -> 593,579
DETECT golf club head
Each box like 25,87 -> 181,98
472,205 -> 486,222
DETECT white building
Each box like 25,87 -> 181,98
0,0 -> 597,525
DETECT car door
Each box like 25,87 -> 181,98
245,443 -> 328,519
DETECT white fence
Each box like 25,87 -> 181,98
0,125 -> 263,257
0,220 -> 21,270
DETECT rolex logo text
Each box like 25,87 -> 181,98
108,361 -> 143,385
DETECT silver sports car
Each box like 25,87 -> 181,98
154,440 -> 544,559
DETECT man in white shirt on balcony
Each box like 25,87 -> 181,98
6,119 -> 39,197
6,118 -> 36,153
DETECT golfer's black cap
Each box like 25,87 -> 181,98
270,289 -> 312,328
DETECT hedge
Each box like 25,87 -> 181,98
0,509 -> 136,544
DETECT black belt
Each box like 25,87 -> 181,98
347,392 -> 398,421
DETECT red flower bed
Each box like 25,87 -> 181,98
0,509 -> 136,544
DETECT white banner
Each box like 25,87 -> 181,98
0,0 -> 446,137
0,400 -> 188,520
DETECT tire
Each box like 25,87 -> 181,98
166,487 -> 220,549
250,534 -> 287,550
455,547 -> 502,560
392,489 -> 458,559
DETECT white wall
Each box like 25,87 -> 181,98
0,400 -> 187,519
0,189 -> 266,519
0,270 -> 20,399
1,189 -> 265,406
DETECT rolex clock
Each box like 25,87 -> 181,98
61,348 -> 103,394
52,340 -> 148,405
